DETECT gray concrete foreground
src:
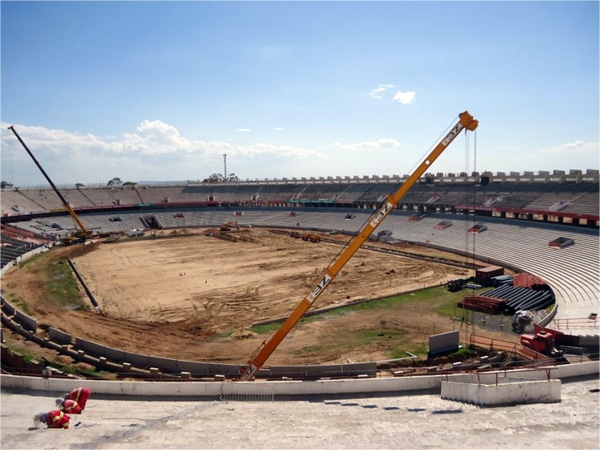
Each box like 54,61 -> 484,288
1,376 -> 599,450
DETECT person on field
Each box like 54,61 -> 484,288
62,387 -> 91,411
33,410 -> 70,429
55,397 -> 82,414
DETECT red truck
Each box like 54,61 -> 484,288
520,324 -> 564,356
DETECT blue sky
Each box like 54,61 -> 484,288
1,1 -> 598,187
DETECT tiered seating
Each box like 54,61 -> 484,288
560,192 -> 599,216
59,188 -> 95,208
292,183 -> 347,202
80,186 -> 141,206
0,189 -> 47,215
402,185 -> 446,204
0,233 -> 43,268
135,186 -> 172,204
22,189 -> 64,211
336,183 -> 377,203
209,184 -> 259,202
250,184 -> 298,202
353,182 -> 401,203
181,185 -> 216,201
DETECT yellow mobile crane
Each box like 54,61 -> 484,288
238,111 -> 478,381
8,125 -> 94,245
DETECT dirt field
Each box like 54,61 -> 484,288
2,228 -> 515,368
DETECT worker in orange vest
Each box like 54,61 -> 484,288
55,397 -> 82,414
62,387 -> 91,410
33,410 -> 71,429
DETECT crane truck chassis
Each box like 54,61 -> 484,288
237,111 -> 479,381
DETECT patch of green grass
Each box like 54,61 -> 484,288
217,330 -> 235,338
5,345 -> 40,365
289,327 -> 427,359
229,285 -> 483,358
18,252 -> 41,268
448,346 -> 478,359
385,344 -> 428,359
434,290 -> 473,318
249,322 -> 281,334
293,345 -> 327,355
44,260 -> 88,310
7,294 -> 30,314
246,286 -> 468,336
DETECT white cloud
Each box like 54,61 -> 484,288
273,127 -> 285,131
479,141 -> 599,174
237,128 -> 252,133
563,140 -> 584,149
0,120 -> 332,185
369,84 -> 395,99
393,91 -> 416,104
539,140 -> 596,155
331,138 -> 400,151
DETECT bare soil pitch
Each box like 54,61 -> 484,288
2,228 -> 514,368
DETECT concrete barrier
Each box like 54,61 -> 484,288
148,356 -> 179,372
441,379 -> 561,406
1,296 -> 15,316
207,362 -> 242,376
75,337 -> 109,357
270,363 -> 377,379
174,360 -> 210,376
48,327 -> 72,345
122,351 -> 150,368
103,346 -> 125,362
0,372 -> 441,399
13,310 -> 36,332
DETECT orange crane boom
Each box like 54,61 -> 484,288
238,111 -> 478,381
8,125 -> 93,243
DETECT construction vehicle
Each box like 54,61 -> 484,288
237,111 -> 478,381
302,232 -> 321,243
520,323 -> 564,357
220,221 -> 240,232
522,323 -> 599,360
7,126 -> 94,245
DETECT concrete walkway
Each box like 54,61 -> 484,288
1,376 -> 598,450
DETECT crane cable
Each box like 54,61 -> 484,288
470,129 -> 478,338
462,128 -> 478,332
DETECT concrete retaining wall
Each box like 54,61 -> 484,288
441,378 -> 561,406
1,296 -> 15,316
0,296 -> 37,334
72,335 -> 372,379
13,310 -> 36,332
429,330 -> 460,355
48,327 -> 72,346
0,261 -> 15,277
270,363 -> 377,378
2,361 -> 596,400
0,372 -> 441,399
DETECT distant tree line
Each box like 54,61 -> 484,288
202,173 -> 240,183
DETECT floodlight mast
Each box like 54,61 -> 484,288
237,111 -> 478,381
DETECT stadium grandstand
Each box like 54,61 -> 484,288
1,169 -> 599,379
